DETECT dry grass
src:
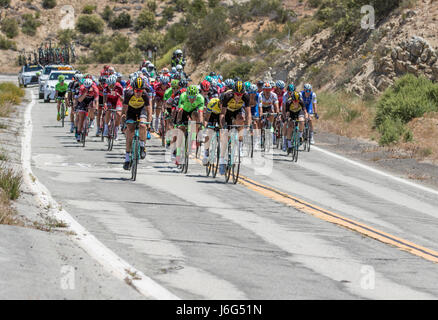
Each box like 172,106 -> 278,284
0,188 -> 24,227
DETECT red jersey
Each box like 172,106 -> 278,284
104,82 -> 124,106
98,83 -> 107,97
153,82 -> 170,99
275,89 -> 286,107
79,84 -> 99,99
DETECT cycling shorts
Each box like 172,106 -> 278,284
207,112 -> 220,126
77,97 -> 95,112
127,106 -> 148,121
287,109 -> 305,121
262,105 -> 274,114
225,108 -> 243,127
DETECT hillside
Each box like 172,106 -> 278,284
1,0 -> 438,162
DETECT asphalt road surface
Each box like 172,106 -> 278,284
24,85 -> 438,299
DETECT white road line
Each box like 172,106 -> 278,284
21,91 -> 179,300
312,146 -> 438,196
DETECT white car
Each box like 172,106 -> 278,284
18,64 -> 43,87
38,64 -> 74,99
43,71 -> 76,103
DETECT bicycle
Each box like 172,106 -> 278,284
302,117 -> 311,152
224,124 -> 246,184
106,108 -> 117,151
175,121 -> 200,174
58,97 -> 66,128
286,119 -> 300,163
126,119 -> 151,181
81,112 -> 90,147
205,123 -> 220,178
260,113 -> 278,153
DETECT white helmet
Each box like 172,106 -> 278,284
304,83 -> 312,91
107,75 -> 117,86
176,64 -> 183,71
175,49 -> 183,55
141,67 -> 147,74
83,78 -> 93,88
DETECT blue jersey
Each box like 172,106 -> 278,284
299,91 -> 317,114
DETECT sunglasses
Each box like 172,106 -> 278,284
234,92 -> 244,97
305,90 -> 311,93
188,95 -> 196,99
134,89 -> 143,93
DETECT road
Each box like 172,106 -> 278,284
24,85 -> 438,299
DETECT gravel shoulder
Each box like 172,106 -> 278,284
0,83 -> 144,300
315,130 -> 438,191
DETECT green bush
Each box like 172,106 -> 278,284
42,0 -> 56,9
229,0 -> 290,23
101,5 -> 114,22
1,18 -> 18,39
0,165 -> 22,200
90,33 -> 130,63
136,29 -> 164,52
147,1 -> 157,12
186,6 -> 230,61
134,9 -> 155,31
21,13 -> 42,36
163,23 -> 188,52
0,0 -> 10,8
58,29 -> 76,46
76,15 -> 104,34
82,4 -> 96,14
375,74 -> 438,145
111,12 -> 132,29
162,6 -> 175,20
219,59 -> 253,80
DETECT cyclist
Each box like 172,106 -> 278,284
259,82 -> 279,132
76,78 -> 99,142
299,83 -> 318,145
153,75 -> 170,136
274,80 -> 286,110
123,77 -> 150,170
54,75 -> 68,122
203,97 -> 221,165
283,90 -> 307,153
256,80 -> 264,93
171,49 -> 186,69
223,79 -> 235,92
219,80 -> 253,174
103,75 -> 124,140
96,75 -> 107,136
147,63 -> 156,78
175,85 -> 204,165
67,73 -> 82,133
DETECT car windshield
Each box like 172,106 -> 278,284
49,73 -> 74,81
43,67 -> 56,75
24,65 -> 42,72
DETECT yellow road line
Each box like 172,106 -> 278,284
238,175 -> 438,264
150,132 -> 438,264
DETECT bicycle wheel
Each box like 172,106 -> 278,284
160,115 -> 165,147
212,133 -> 220,178
206,134 -> 216,177
232,140 -> 241,184
82,118 -> 88,147
61,102 -> 65,128
131,137 -> 139,181
292,129 -> 299,163
183,136 -> 189,174
305,125 -> 311,152
108,118 -> 115,151
224,142 -> 232,183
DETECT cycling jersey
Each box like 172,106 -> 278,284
104,83 -> 123,108
285,92 -> 304,113
123,90 -> 149,109
55,82 -> 68,93
259,91 -> 278,109
79,84 -> 99,99
299,91 -> 317,114
163,88 -> 173,102
274,89 -> 286,108
220,91 -> 250,112
153,82 -> 170,100
206,98 -> 221,114
178,92 -> 204,113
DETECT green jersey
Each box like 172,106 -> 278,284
178,92 -> 204,113
163,87 -> 173,102
55,82 -> 68,93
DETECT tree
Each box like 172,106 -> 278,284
111,12 -> 132,29
1,18 -> 19,39
42,0 -> 56,9
136,29 -> 163,52
134,9 -> 155,31
76,15 -> 104,34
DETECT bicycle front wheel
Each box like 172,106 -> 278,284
61,102 -> 65,128
232,140 -> 241,184
131,137 -> 139,181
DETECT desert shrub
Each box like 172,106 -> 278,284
90,33 -> 130,63
134,9 -> 155,31
1,18 -> 19,39
163,23 -> 188,52
0,36 -> 15,50
162,5 -> 175,20
0,165 -> 22,200
219,59 -> 253,80
111,12 -> 132,29
58,29 -> 76,46
147,1 -> 157,12
76,15 -> 104,34
42,0 -> 56,9
375,74 -> 438,145
186,6 -> 230,61
82,4 -> 96,14
21,13 -> 42,36
101,5 -> 114,22
136,29 -> 164,52
0,0 -> 10,8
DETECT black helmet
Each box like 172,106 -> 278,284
132,77 -> 145,90
233,81 -> 245,93
179,78 -> 188,88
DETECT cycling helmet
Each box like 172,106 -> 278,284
171,67 -> 177,73
233,80 -> 245,93
249,84 -> 258,94
287,84 -> 295,92
257,80 -> 264,87
107,75 -> 117,86
200,80 -> 210,92
58,75 -> 65,82
218,75 -> 223,81
205,75 -> 212,83
179,78 -> 188,88
209,72 -> 216,77
262,82 -> 272,90
132,77 -> 145,90
83,78 -> 93,88
275,80 -> 285,90
175,49 -> 183,55
187,85 -> 199,97
210,79 -> 218,88
115,72 -> 122,78
171,79 -> 179,89
269,80 -> 275,88
244,81 -> 252,92
120,80 -> 126,88
162,67 -> 169,74
108,67 -> 115,74
160,75 -> 170,84
176,64 -> 183,71
304,83 -> 312,91
224,79 -> 234,88
84,73 -> 93,79
233,76 -> 242,83
98,76 -> 106,84
147,63 -> 155,70
74,73 -> 83,81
